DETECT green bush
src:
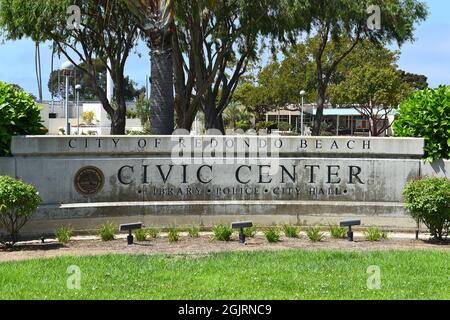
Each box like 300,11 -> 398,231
364,227 -> 388,242
168,228 -> 180,242
394,86 -> 450,160
134,229 -> 147,242
306,226 -> 325,242
0,81 -> 47,156
256,121 -> 277,133
56,225 -> 73,244
243,225 -> 258,238
98,223 -> 116,241
330,225 -> 347,239
283,225 -> 300,238
0,176 -> 42,246
188,226 -> 200,238
404,177 -> 450,240
264,227 -> 281,243
212,224 -> 233,241
146,228 -> 160,239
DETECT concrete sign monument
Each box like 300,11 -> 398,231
0,135 -> 448,234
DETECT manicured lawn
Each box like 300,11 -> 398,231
0,250 -> 449,300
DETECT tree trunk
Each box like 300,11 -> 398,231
149,44 -> 174,135
312,85 -> 327,136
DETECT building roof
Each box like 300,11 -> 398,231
267,108 -> 397,117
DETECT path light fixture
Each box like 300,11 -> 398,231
231,221 -> 253,244
300,90 -> 306,136
61,61 -> 75,135
119,222 -> 143,245
340,220 -> 361,242
75,84 -> 82,135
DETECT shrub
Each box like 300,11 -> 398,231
256,121 -> 277,133
330,225 -> 347,239
168,228 -> 180,242
243,225 -> 258,238
0,81 -> 47,156
82,111 -> 95,125
56,225 -> 73,244
264,227 -> 281,243
188,226 -> 200,238
306,226 -> 325,242
134,229 -> 147,242
394,86 -> 450,160
364,227 -> 388,242
98,223 -> 116,241
212,224 -> 233,241
283,225 -> 300,238
404,177 -> 450,240
0,176 -> 42,247
146,228 -> 160,239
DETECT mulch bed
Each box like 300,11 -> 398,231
1,234 -> 449,262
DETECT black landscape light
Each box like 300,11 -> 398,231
231,221 -> 253,244
340,220 -> 361,242
119,222 -> 143,245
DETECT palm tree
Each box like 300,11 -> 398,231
126,0 -> 175,135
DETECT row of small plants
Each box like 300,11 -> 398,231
55,223 -> 388,244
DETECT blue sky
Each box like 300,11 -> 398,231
0,0 -> 448,100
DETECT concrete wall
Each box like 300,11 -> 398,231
0,158 -> 15,176
2,136 -> 442,235
421,160 -> 450,178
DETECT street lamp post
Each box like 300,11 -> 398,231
61,61 -> 75,135
300,90 -> 306,136
75,84 -> 82,135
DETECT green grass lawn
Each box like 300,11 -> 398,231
0,250 -> 449,300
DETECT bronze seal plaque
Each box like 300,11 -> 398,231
74,166 -> 104,195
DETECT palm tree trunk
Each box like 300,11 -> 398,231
149,44 -> 174,134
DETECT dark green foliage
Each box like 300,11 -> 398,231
394,86 -> 450,160
0,82 -> 46,156
98,223 -> 116,241
243,225 -> 258,238
134,229 -> 147,242
330,225 -> 347,239
283,225 -> 300,238
364,227 -> 388,242
146,228 -> 160,239
306,226 -> 325,242
188,226 -> 200,238
404,177 -> 450,240
212,225 -> 233,241
168,228 -> 180,242
56,225 -> 73,244
0,176 -> 42,246
264,227 -> 281,243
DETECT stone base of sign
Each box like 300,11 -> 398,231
1,136 -> 449,236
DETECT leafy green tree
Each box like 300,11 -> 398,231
394,86 -> 450,161
0,0 -> 139,134
0,81 -> 47,156
135,93 -> 151,127
328,42 -> 414,136
172,0 -> 310,133
399,71 -> 429,91
0,176 -> 42,247
223,103 -> 253,131
281,0 -> 428,135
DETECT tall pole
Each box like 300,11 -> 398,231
65,75 -> 70,135
301,95 -> 304,136
76,90 -> 80,135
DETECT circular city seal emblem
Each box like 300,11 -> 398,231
74,166 -> 104,196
